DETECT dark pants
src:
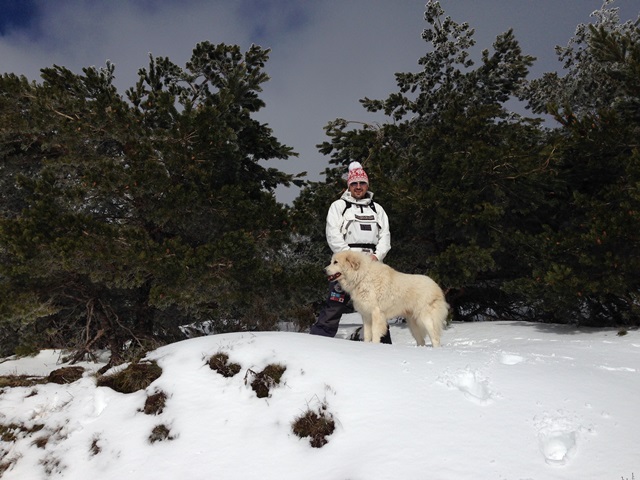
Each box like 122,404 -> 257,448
310,281 -> 392,344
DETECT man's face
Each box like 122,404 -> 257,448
348,181 -> 368,200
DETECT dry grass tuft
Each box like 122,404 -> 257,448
148,424 -> 175,444
32,435 -> 49,449
0,375 -> 47,388
292,403 -> 336,448
47,366 -> 85,384
0,422 -> 44,443
90,435 -> 102,456
97,361 -> 162,394
0,459 -> 14,476
247,364 -> 286,398
141,390 -> 168,415
208,352 -> 241,378
40,454 -> 63,476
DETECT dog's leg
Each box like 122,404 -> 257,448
424,316 -> 441,347
407,317 -> 426,347
361,313 -> 373,342
371,307 -> 388,343
424,300 -> 449,347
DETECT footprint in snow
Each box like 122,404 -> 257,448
499,352 -> 525,365
438,368 -> 495,405
534,412 -> 582,465
539,430 -> 577,465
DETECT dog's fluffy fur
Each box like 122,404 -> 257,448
325,250 -> 449,346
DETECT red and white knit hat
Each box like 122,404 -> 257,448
347,161 -> 369,186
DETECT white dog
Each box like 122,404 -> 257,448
325,250 -> 449,346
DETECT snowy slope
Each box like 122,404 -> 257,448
0,316 -> 638,480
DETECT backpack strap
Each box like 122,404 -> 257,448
342,199 -> 377,215
342,199 -> 351,216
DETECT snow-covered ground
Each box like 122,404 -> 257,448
1,315 -> 638,479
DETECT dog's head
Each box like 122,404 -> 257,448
324,250 -> 366,282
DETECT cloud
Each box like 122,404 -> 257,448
0,0 -> 39,35
1,0 -> 638,203
235,0 -> 312,44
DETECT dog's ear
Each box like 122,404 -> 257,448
346,251 -> 361,270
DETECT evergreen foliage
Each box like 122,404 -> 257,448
1,2 -> 638,359
513,5 -> 640,325
0,43 -> 300,360
293,1 -> 639,326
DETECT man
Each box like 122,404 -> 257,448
310,161 -> 392,343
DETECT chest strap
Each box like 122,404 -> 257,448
348,243 -> 376,250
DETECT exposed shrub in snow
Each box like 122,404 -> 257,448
141,390 -> 168,415
208,352 -> 241,378
246,364 -> 286,398
97,361 -> 162,394
47,366 -> 85,385
148,424 -> 175,444
292,402 -> 336,448
0,375 -> 45,388
89,435 -> 102,456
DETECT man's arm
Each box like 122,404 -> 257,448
374,204 -> 391,262
325,201 -> 350,253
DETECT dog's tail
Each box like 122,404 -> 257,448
432,297 -> 450,338
445,301 -> 453,327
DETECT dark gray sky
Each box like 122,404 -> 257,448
1,0 -> 638,203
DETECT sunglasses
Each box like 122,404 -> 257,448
349,182 -> 368,187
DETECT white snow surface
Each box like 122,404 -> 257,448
1,315 -> 638,480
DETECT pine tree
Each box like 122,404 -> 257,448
294,1 -> 639,327
515,3 -> 640,325
301,1 -> 552,321
0,43 -> 299,360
